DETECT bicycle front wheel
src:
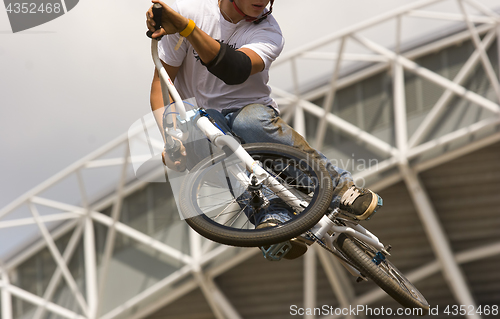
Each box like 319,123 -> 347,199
180,143 -> 334,247
335,233 -> 429,310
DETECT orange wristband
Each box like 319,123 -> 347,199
179,19 -> 195,37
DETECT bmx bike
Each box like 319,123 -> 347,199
148,3 -> 429,311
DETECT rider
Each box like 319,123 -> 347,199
146,0 -> 382,259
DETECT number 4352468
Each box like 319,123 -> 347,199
6,3 -> 62,14
444,305 -> 498,316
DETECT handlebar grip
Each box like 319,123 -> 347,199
146,3 -> 163,39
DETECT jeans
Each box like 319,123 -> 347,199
205,104 -> 354,224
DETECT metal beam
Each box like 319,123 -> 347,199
315,37 -> 346,151
101,247 -> 257,319
119,239 -> 493,319
398,162 -> 479,319
190,229 -> 237,319
273,0 -> 446,67
128,279 -> 199,319
290,58 -> 307,137
358,130 -> 500,193
96,145 -> 130,318
0,127 -> 140,221
2,2 -> 500,319
408,116 -> 500,159
304,248 -> 317,319
100,265 -> 193,319
393,58 -> 409,154
296,23 -> 496,106
408,9 -> 496,23
294,103 -> 306,138
408,29 -> 497,148
32,221 -> 85,319
77,168 -> 99,319
0,281 -> 86,319
458,0 -> 500,103
463,0 -> 500,20
28,202 -> 89,316
456,241 -> 500,264
352,34 -> 500,114
315,246 -> 358,319
412,131 -> 500,173
84,216 -> 98,319
17,198 -> 193,266
299,98 -> 398,158
298,52 -> 388,63
192,271 -> 226,319
351,239 -> 500,313
0,213 -> 80,229
497,24 -> 500,88
270,86 -> 398,158
202,275 -> 243,319
1,268 -> 13,319
5,219 -> 81,271
90,210 -> 193,264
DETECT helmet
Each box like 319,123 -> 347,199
229,0 -> 275,24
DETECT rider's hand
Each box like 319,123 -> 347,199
146,0 -> 190,39
162,139 -> 187,172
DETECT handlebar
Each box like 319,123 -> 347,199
148,3 -> 188,164
148,2 -> 187,123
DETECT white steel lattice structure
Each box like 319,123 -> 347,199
1,0 -> 500,318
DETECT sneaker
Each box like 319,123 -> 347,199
256,219 -> 309,260
339,186 -> 383,220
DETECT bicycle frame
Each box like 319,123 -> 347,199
312,211 -> 384,251
147,11 -> 428,311
152,37 -> 386,273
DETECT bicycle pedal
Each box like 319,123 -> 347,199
372,251 -> 387,265
260,241 -> 292,261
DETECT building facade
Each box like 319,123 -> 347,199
1,1 -> 500,318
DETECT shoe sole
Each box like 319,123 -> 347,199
357,190 -> 383,220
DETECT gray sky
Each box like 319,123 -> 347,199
1,0 -> 499,210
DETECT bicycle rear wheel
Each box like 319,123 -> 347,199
180,143 -> 334,247
335,233 -> 429,310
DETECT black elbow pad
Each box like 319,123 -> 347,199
203,42 -> 252,85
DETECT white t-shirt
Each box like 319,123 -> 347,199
158,0 -> 284,112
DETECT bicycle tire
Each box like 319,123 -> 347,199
336,233 -> 429,310
180,143 -> 334,247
